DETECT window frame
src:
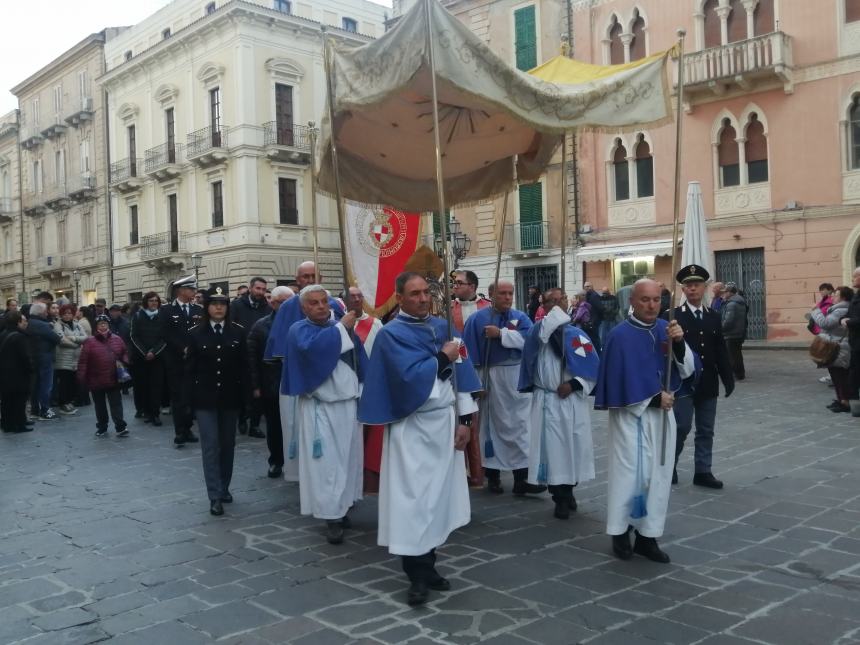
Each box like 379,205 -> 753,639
277,176 -> 298,225
129,204 -> 139,246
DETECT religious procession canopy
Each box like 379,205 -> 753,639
318,0 -> 675,211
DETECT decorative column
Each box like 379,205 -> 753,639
620,33 -> 634,63
716,4 -> 731,46
742,0 -> 758,39
736,136 -> 748,185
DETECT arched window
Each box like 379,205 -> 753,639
727,0 -> 747,43
630,10 -> 646,61
718,119 -> 740,187
745,113 -> 768,183
612,140 -> 629,201
704,0 -> 721,48
754,0 -> 775,35
634,135 -> 653,198
609,16 -> 624,65
850,96 -> 860,170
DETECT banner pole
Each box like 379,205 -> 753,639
308,122 -> 321,284
559,134 -> 569,382
661,29 -> 687,467
482,177 -> 512,390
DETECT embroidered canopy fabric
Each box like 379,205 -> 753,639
317,0 -> 674,211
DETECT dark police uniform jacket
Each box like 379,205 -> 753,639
158,301 -> 204,364
183,320 -> 247,410
674,303 -> 734,400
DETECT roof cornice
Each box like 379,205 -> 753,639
11,31 -> 109,97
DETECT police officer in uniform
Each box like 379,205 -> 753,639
184,286 -> 248,516
159,275 -> 203,446
672,264 -> 734,489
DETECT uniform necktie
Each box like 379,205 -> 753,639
182,304 -> 189,318
214,323 -> 222,335
696,309 -> 702,321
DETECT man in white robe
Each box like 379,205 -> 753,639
594,279 -> 697,563
518,289 -> 600,520
284,285 -> 363,545
358,272 -> 481,606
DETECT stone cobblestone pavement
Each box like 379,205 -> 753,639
2,351 -> 860,644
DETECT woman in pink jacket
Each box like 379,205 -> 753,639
77,314 -> 130,437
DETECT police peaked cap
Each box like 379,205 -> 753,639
172,274 -> 198,290
676,264 -> 710,284
204,285 -> 230,305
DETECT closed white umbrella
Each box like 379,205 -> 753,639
680,181 -> 712,275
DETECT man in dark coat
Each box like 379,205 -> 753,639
843,267 -> 860,417
672,265 -> 735,489
159,275 -> 204,446
230,277 -> 271,438
721,283 -> 748,380
583,281 -> 603,352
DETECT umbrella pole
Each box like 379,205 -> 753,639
425,0 -> 461,417
482,183 -> 512,389
660,29 -> 687,467
308,122 -> 321,283
559,134 -> 569,382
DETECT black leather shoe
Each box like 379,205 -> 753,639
210,500 -> 224,516
221,492 -> 233,503
173,435 -> 186,446
671,468 -> 678,485
326,521 -> 344,544
427,576 -> 451,591
487,479 -> 503,494
340,515 -> 352,530
633,532 -> 670,563
568,495 -> 578,511
248,427 -> 265,438
237,421 -> 248,435
512,480 -> 547,496
693,472 -> 724,489
553,500 -> 570,520
267,464 -> 283,478
407,580 -> 429,606
134,410 -> 145,418
183,432 -> 199,443
152,416 -> 163,427
612,531 -> 633,560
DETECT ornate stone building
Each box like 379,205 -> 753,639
0,110 -> 23,304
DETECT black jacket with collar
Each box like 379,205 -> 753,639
246,313 -> 281,399
130,308 -> 167,358
229,295 -> 271,331
674,303 -> 734,400
158,301 -> 204,359
183,320 -> 248,410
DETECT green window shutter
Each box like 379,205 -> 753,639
432,209 -> 450,236
514,5 -> 537,71
518,183 -> 543,250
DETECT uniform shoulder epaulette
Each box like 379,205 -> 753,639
231,321 -> 245,329
188,323 -> 201,331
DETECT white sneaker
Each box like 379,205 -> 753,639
819,375 -> 832,384
58,404 -> 78,415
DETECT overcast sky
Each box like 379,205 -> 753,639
0,0 -> 391,116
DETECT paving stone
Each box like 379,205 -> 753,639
108,620 -> 211,645
182,599 -> 280,638
253,579 -> 364,617
621,616 -> 711,644
0,578 -> 65,608
31,606 -> 97,631
27,590 -> 88,613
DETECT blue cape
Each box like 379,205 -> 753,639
518,320 -> 600,393
358,314 -> 481,425
264,295 -> 344,361
593,318 -> 690,409
283,319 -> 366,396
462,307 -> 532,368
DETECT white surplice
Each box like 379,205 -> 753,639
480,328 -> 530,471
280,394 -> 299,482
526,307 -> 596,486
605,340 -> 696,538
295,324 -> 363,520
378,378 -> 478,556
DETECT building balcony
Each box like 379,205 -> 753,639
140,231 -> 188,270
0,197 -> 15,223
186,126 -> 228,168
41,118 -> 68,140
0,119 -> 19,139
36,254 -> 66,276
110,158 -> 144,194
65,97 -> 95,128
144,143 -> 184,181
20,126 -> 43,150
68,174 -> 97,202
263,122 -> 311,164
683,32 -> 794,102
43,183 -> 72,211
503,221 -> 551,255
22,191 -> 48,216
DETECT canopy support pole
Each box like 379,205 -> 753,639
559,134 -> 569,381
482,179 -> 512,389
308,122 -> 321,283
660,29 -> 687,467
425,0 -> 461,417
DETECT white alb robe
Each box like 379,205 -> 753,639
280,394 -> 299,481
296,324 -> 363,519
605,342 -> 696,538
527,307 -> 596,486
378,379 -> 478,556
480,328 -> 530,471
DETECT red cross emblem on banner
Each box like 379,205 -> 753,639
372,223 -> 392,243
571,335 -> 593,357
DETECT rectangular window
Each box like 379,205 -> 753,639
35,226 -> 44,257
81,212 -> 92,248
275,83 -> 294,145
57,218 -> 67,253
168,194 -> 179,252
80,139 -> 91,174
278,177 -> 298,225
130,205 -> 139,245
514,5 -> 538,71
342,17 -> 357,32
273,0 -> 291,13
33,160 -> 43,192
636,157 -> 654,198
721,164 -> 741,187
518,182 -> 543,250
32,98 -> 40,127
205,1 -> 216,14
209,87 -> 222,146
613,161 -> 629,200
55,150 -> 65,186
748,160 -> 769,183
78,70 -> 89,103
53,85 -> 62,118
128,125 -> 137,176
212,181 -> 224,228
165,107 -> 176,162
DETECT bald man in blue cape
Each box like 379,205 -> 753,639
358,272 -> 481,606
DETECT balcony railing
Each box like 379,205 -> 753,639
43,183 -> 71,210
683,32 -> 793,95
505,221 -> 550,252
36,254 -> 65,274
0,197 -> 13,214
22,190 -> 48,215
144,142 -> 184,173
141,231 -> 187,259
20,126 -> 43,149
187,126 -> 228,158
110,157 -> 141,183
263,122 -> 312,150
68,174 -> 97,201
65,97 -> 95,127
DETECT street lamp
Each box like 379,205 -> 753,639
433,218 -> 471,269
190,253 -> 203,284
72,270 -> 80,305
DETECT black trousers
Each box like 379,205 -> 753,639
1,391 -> 28,431
401,549 -> 439,583
134,356 -> 165,419
165,356 -> 192,437
92,387 -> 126,432
262,395 -> 283,466
548,484 -> 573,503
485,468 -> 529,482
55,370 -> 77,407
197,407 -> 238,501
726,339 -> 745,379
